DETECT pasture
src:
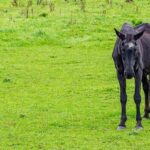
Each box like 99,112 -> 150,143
0,0 -> 150,149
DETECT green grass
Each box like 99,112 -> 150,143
1,0 -> 150,149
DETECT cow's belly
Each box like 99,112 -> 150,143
141,34 -> 150,75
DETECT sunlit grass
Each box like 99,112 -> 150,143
0,0 -> 150,149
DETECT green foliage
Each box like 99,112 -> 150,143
132,19 -> 143,26
0,0 -> 150,149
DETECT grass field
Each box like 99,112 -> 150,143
1,0 -> 150,149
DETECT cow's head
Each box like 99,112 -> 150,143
114,28 -> 144,79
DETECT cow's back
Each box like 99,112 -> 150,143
135,24 -> 150,73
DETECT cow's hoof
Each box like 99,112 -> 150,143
143,114 -> 149,119
117,126 -> 126,130
135,125 -> 143,130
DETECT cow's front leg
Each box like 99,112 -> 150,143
134,69 -> 143,129
117,72 -> 127,130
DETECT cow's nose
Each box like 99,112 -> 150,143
124,71 -> 134,79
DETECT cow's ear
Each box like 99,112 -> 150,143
114,28 -> 125,40
134,30 -> 144,40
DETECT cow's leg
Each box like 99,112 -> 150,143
117,72 -> 127,129
142,75 -> 150,118
147,76 -> 150,113
134,69 -> 142,129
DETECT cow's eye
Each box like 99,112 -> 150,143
122,42 -> 125,47
122,48 -> 125,53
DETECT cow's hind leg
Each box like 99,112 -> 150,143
143,75 -> 150,118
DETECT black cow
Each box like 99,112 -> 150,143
112,23 -> 150,129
